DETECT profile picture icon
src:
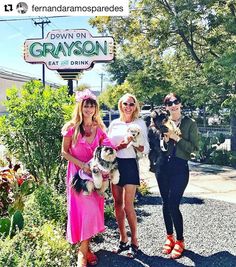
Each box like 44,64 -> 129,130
16,2 -> 28,14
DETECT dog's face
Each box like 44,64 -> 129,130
127,124 -> 141,138
94,146 -> 117,163
151,108 -> 170,133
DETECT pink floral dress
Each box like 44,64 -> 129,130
62,126 -> 112,244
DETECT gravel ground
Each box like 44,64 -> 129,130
91,193 -> 236,267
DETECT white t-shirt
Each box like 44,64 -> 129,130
108,118 -> 150,158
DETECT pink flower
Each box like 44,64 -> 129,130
75,89 -> 97,102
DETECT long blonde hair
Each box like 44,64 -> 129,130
118,93 -> 140,122
62,98 -> 105,144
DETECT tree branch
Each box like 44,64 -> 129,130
177,29 -> 202,65
228,2 -> 236,17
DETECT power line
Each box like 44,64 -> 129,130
99,73 -> 105,92
0,16 -> 68,22
33,18 -> 51,87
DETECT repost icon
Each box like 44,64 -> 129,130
4,4 -> 13,12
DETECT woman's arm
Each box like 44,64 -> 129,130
61,136 -> 90,172
139,119 -> 150,154
168,120 -> 199,153
177,122 -> 199,153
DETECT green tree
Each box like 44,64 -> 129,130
0,80 -> 73,184
99,81 -> 135,109
74,83 -> 91,91
106,54 -> 144,85
90,0 -> 236,150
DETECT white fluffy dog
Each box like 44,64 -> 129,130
125,124 -> 144,158
72,146 -> 119,195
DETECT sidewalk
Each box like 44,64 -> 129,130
139,156 -> 236,204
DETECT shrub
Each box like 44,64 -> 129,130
0,80 -> 73,186
104,204 -> 114,221
230,152 -> 236,168
208,150 -> 231,166
137,179 -> 150,196
195,133 -> 225,163
0,160 -> 36,238
0,222 -> 75,267
24,184 -> 67,228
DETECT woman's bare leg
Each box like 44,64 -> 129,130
112,184 -> 128,243
124,184 -> 138,246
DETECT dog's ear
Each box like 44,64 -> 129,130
161,106 -> 169,114
94,146 -> 103,160
71,172 -> 82,193
166,109 -> 170,116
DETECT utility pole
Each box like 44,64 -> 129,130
99,73 -> 105,92
68,80 -> 73,96
34,19 -> 51,87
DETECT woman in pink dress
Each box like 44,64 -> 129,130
61,89 -> 112,267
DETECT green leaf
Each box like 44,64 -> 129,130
9,210 -> 24,237
0,217 -> 11,236
20,180 -> 36,196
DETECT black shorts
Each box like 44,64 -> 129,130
117,158 -> 140,187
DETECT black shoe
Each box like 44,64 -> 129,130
113,241 -> 130,254
127,244 -> 139,259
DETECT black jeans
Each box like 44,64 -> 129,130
156,156 -> 189,240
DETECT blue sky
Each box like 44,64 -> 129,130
0,16 -> 111,91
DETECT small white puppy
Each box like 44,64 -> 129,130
125,124 -> 144,158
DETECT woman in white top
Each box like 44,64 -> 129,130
108,93 -> 149,258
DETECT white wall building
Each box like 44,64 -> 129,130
0,68 -> 60,114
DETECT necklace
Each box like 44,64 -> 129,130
83,124 -> 93,137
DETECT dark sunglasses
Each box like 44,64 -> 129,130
166,99 -> 180,106
122,102 -> 135,107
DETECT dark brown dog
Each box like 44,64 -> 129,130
145,108 -> 181,173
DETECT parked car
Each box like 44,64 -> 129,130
140,104 -> 151,116
102,110 -> 119,127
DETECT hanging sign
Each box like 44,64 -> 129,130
24,29 -> 115,70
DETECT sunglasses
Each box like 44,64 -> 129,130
122,102 -> 135,107
166,99 -> 180,106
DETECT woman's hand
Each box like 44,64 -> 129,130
116,136 -> 134,151
126,136 -> 134,143
134,145 -> 144,152
82,163 -> 91,174
167,130 -> 181,142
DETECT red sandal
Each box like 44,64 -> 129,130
87,250 -> 98,266
162,234 -> 175,254
170,240 -> 185,259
